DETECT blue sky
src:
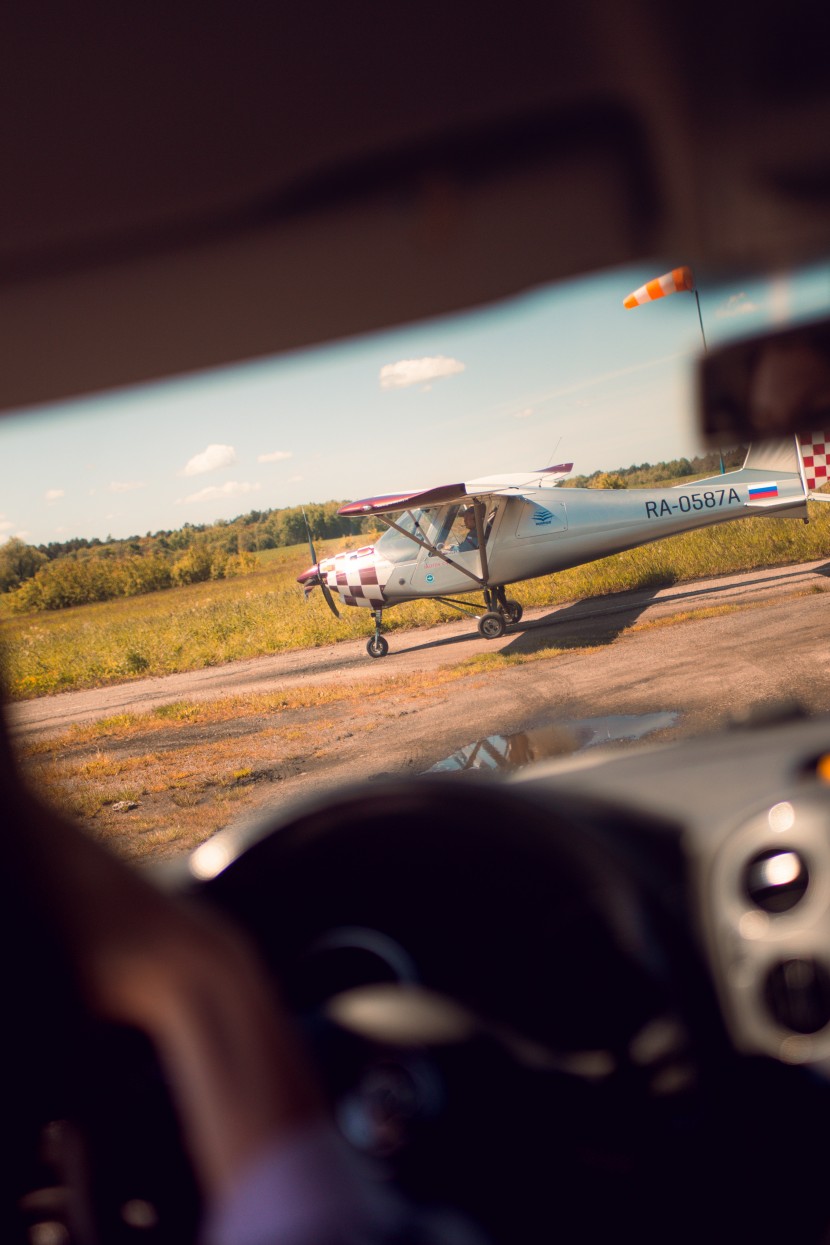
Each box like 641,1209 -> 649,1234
2,259 -> 829,547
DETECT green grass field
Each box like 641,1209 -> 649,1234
3,496 -> 829,700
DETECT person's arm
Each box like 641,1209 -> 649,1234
0,715 -> 359,1235
11,783 -> 321,1200
1,716 -> 485,1244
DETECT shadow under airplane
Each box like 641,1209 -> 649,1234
391,558 -> 830,661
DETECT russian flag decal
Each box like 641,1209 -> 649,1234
748,482 -> 779,500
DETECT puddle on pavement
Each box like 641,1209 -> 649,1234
428,712 -> 680,774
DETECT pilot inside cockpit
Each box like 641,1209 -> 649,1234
441,504 -> 500,554
454,507 -> 479,552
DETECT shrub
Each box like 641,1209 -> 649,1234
0,538 -> 47,592
172,545 -> 214,586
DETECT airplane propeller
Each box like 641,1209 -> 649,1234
302,509 -> 340,619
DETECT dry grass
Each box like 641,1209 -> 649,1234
627,603 -> 748,631
458,644 -> 599,672
16,663 -> 501,860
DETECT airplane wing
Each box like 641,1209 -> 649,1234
338,483 -> 469,517
465,463 -> 573,494
337,463 -> 573,517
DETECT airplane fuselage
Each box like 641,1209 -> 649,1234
455,474 -> 805,592
303,465 -> 807,611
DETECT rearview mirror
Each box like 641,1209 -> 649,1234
699,317 -> 830,444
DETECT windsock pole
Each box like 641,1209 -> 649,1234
624,265 -> 723,471
693,287 -> 708,354
690,288 -> 721,467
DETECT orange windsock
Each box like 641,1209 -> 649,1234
623,266 -> 695,309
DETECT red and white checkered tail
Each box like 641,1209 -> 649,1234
798,431 -> 830,495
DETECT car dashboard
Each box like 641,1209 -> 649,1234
174,706 -> 830,1243
518,707 -> 830,1071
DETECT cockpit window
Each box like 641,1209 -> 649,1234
374,504 -> 493,562
374,508 -> 444,563
441,504 -> 499,551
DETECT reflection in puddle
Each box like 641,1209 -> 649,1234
428,712 -> 679,774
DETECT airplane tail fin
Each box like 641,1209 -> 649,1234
796,431 -> 830,501
734,430 -> 830,499
738,437 -> 805,479
694,436 -> 811,518
734,430 -> 830,506
697,437 -> 805,486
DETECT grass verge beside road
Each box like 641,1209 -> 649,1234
16,643 -> 597,862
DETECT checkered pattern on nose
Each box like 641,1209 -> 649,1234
799,432 -> 830,492
321,548 -> 385,608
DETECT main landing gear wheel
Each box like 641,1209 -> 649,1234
504,599 -> 523,624
478,611 -> 506,640
367,634 -> 389,658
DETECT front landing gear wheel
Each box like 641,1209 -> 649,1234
367,634 -> 389,658
504,599 -> 523,624
478,611 -> 506,640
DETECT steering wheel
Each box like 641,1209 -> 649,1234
191,774 -> 730,1243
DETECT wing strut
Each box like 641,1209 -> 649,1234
472,499 -> 489,583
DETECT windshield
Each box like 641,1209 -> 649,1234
2,260 -> 830,864
374,508 -> 448,563
373,504 -> 486,562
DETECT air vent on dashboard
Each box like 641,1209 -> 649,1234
701,791 -> 830,1066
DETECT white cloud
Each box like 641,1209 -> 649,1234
45,488 -> 65,502
0,519 -> 14,533
288,474 -> 304,483
257,450 -> 293,463
179,444 -> 237,477
513,407 -> 534,420
379,355 -> 466,390
108,480 -> 146,493
177,481 -> 262,505
716,292 -> 760,319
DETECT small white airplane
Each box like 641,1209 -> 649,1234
298,431 -> 830,657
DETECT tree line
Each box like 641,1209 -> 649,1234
566,447 -> 744,490
0,500 -> 368,611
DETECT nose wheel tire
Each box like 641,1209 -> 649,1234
478,611 -> 506,640
367,634 -> 389,658
503,599 -> 523,624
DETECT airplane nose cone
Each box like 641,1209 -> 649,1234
297,564 -> 320,585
